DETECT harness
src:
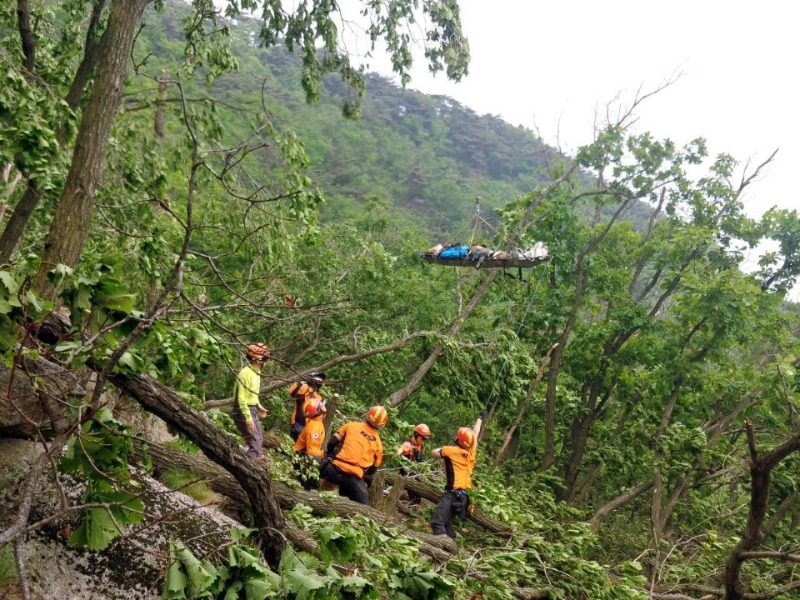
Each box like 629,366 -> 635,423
446,488 -> 471,517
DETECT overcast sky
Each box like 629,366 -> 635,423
355,0 -> 797,220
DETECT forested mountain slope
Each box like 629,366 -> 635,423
136,1 -> 653,235
2,1 -> 800,600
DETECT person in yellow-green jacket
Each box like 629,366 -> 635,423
232,343 -> 271,465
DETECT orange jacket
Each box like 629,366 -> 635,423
399,437 -> 424,462
293,416 -> 325,458
440,443 -> 477,490
287,382 -> 322,426
332,421 -> 383,478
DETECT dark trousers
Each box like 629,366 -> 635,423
232,406 -> 263,459
431,490 -> 469,538
320,461 -> 370,505
293,453 -> 320,490
399,467 -> 421,505
290,422 -> 304,442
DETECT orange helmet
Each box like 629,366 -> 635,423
413,423 -> 431,439
366,405 -> 389,429
456,427 -> 475,449
246,342 -> 270,361
303,397 -> 326,419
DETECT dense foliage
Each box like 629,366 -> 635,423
2,1 -> 800,599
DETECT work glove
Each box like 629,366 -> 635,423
478,410 -> 487,420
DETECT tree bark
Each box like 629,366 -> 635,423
0,182 -> 40,264
16,0 -> 35,72
108,371 -> 286,568
493,344 -> 557,468
33,0 -> 150,297
724,421 -> 800,599
0,0 -> 109,264
141,441 -> 550,598
388,270 -> 498,407
590,478 -> 656,532
541,254 -> 586,471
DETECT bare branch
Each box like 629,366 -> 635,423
739,550 -> 800,564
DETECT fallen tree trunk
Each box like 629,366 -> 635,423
382,471 -> 514,538
141,441 -> 547,599
109,372 -> 286,568
140,441 -> 455,555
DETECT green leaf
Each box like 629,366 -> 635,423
163,542 -> 190,600
0,271 -> 19,296
340,575 -> 376,599
95,280 -> 136,314
244,575 -> 280,600
68,508 -> 119,551
47,263 -> 74,288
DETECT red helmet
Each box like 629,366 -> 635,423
413,423 -> 431,439
246,342 -> 270,361
456,427 -> 475,449
366,405 -> 389,429
303,397 -> 326,419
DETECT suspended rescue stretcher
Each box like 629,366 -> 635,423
418,244 -> 550,269
417,198 -> 551,270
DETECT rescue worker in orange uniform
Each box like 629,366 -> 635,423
397,423 -> 431,505
293,397 -> 326,489
398,423 -> 431,462
430,412 -> 484,538
320,405 -> 387,505
287,372 -> 325,441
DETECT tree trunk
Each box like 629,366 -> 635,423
590,478 -> 656,532
0,0 -> 109,264
541,255 -> 587,471
108,371 -> 286,568
493,344 -> 557,468
648,377 -> 684,552
724,462 -> 770,600
558,406 -> 597,502
388,269 -> 498,407
33,0 -> 150,297
0,182 -> 40,264
141,442 -> 549,599
724,421 -> 800,599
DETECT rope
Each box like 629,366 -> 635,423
468,197 -> 481,246
481,263 -> 549,411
